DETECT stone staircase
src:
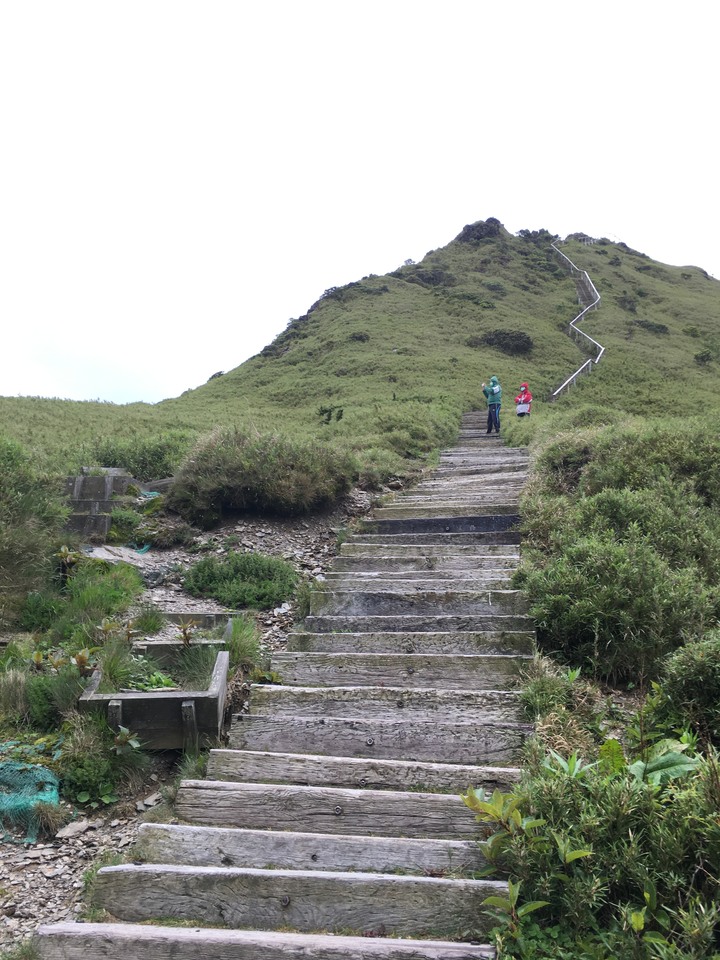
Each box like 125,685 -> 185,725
64,468 -> 134,541
35,412 -> 534,960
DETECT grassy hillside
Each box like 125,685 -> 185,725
5,218 -> 717,478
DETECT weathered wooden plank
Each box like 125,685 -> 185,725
302,614 -> 534,633
321,577 -> 514,593
90,864 -> 506,937
206,748 -> 521,793
372,504 -> 519,519
268,652 -> 528,688
310,589 -> 529,617
339,543 -> 519,557
323,564 -> 513,590
34,922 -> 496,959
136,822 -> 487,874
288,630 -> 535,656
249,686 -> 523,724
174,780 -> 478,838
229,715 -> 529,766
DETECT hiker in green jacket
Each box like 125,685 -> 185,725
482,375 -> 502,434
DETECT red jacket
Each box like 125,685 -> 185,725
515,387 -> 533,404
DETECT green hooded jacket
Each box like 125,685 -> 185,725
483,376 -> 502,406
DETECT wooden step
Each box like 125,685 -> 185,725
331,556 -> 519,572
302,614 -> 534,633
174,780 -> 478,838
249,686 -> 522,723
229,715 -> 529,765
339,542 -> 520,557
135,822 -> 488,875
288,630 -> 535,656
206,748 -> 521,792
343,531 -> 522,545
271,651 -> 530,685
311,589 -> 529,617
89,864 -> 506,938
34,922 -> 496,959
321,576 -> 513,591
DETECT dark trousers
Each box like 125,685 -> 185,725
487,404 -> 501,433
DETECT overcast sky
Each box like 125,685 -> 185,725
1,2 -> 717,404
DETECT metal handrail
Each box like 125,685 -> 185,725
550,240 -> 604,400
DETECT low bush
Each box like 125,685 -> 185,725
89,430 -> 196,481
466,742 -> 720,958
663,632 -> 720,746
167,427 -> 355,527
478,330 -> 534,355
184,551 -> 298,610
519,530 -> 714,681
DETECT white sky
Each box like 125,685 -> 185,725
1,1 -> 717,404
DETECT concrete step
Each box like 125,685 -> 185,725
302,613 -> 534,633
287,630 -> 535,656
270,651 -> 530,686
206,748 -> 522,792
88,863 -> 506,938
249,686 -> 522,723
309,588 -> 530,616
34,923 -> 495,959
65,514 -> 112,537
229,715 -> 529,765
135,822 -> 488,875
174,780 -> 480,838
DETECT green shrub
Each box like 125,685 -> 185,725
167,427 -> 355,527
663,632 -> 720,745
695,349 -> 714,365
466,747 -> 720,957
183,551 -> 298,610
519,530 -> 715,681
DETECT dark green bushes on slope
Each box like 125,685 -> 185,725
517,420 -> 720,682
167,427 -> 355,528
662,631 -> 720,746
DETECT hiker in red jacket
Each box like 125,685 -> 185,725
514,382 -> 533,417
